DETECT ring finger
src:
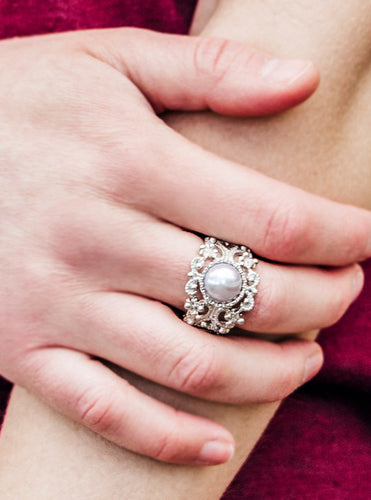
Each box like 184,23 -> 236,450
73,206 -> 363,334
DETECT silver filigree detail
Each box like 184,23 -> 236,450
184,237 -> 260,334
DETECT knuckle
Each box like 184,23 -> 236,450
76,385 -> 121,435
0,257 -> 64,348
262,201 -> 310,259
94,130 -> 159,207
97,148 -> 146,204
151,416 -> 182,463
253,265 -> 293,332
192,37 -> 236,83
169,342 -> 220,396
254,274 -> 284,331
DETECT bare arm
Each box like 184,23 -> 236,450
186,0 -> 371,209
1,1 -> 371,499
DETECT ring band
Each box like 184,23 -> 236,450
184,237 -> 260,334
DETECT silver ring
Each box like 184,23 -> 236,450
184,237 -> 260,334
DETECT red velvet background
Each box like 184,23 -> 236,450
0,2 -> 370,498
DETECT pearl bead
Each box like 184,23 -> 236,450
203,263 -> 242,302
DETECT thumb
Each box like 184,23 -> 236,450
88,28 -> 319,116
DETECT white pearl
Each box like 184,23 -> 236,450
203,263 -> 242,302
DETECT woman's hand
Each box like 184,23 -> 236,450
0,28 -> 369,465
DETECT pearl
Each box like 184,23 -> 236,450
203,263 -> 242,302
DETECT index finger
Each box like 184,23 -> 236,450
141,128 -> 371,266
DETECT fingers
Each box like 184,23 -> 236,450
87,28 -> 319,116
67,293 -> 324,404
240,263 -> 364,333
26,348 -> 235,466
143,254 -> 363,334
135,128 -> 371,266
74,28 -> 369,265
68,207 -> 364,334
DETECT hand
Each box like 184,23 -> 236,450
0,28 -> 369,466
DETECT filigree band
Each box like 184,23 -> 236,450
184,237 -> 260,334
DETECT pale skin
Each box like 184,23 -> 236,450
1,0 -> 371,499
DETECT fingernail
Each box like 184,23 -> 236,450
352,265 -> 364,299
198,440 -> 234,466
303,349 -> 324,384
261,58 -> 313,86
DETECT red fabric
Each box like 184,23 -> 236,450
1,2 -> 371,498
0,0 -> 196,37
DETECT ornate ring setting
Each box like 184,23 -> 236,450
184,237 -> 260,334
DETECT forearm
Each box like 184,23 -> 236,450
186,0 -> 371,210
0,380 -> 279,500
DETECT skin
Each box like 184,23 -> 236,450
188,0 -> 371,209
1,0 -> 371,498
1,27 -> 367,464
